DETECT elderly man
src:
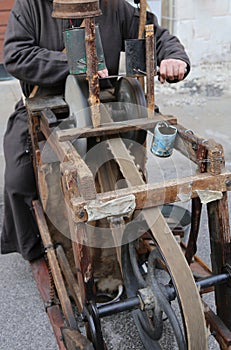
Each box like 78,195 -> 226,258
1,0 -> 190,261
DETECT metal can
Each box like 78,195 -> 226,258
63,26 -> 106,75
151,121 -> 177,157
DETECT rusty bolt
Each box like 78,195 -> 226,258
79,210 -> 85,219
192,142 -> 198,151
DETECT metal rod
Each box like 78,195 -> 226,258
88,273 -> 230,320
85,17 -> 101,127
197,273 -> 230,290
145,24 -> 155,113
166,273 -> 231,301
97,296 -> 140,318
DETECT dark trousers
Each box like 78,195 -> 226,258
1,99 -> 43,261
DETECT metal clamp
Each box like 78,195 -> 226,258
137,287 -> 158,311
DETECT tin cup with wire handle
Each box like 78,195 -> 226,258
151,121 -> 177,157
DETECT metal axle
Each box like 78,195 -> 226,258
86,272 -> 230,319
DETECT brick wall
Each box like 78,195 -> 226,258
0,0 -> 14,62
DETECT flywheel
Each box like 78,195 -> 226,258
113,77 -> 147,144
65,75 -> 148,150
122,208 -> 208,350
64,74 -> 91,157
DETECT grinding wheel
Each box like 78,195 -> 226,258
113,77 -> 147,144
64,74 -> 91,157
65,75 -> 148,151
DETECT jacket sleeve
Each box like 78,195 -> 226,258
148,12 -> 190,74
3,1 -> 69,87
119,3 -> 190,76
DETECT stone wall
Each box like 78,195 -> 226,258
148,0 -> 162,22
172,0 -> 231,66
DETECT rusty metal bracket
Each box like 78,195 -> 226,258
196,143 -> 207,173
44,243 -> 55,252
137,287 -> 157,311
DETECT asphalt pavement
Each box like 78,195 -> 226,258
0,80 -> 58,350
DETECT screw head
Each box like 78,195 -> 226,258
79,210 -> 85,219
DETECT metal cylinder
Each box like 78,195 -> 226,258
63,26 -> 106,74
125,39 -> 146,77
151,121 -> 177,157
52,0 -> 101,19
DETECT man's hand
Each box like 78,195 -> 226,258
98,68 -> 109,78
159,59 -> 187,84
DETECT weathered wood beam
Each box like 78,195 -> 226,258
61,327 -> 94,350
138,0 -> 147,38
175,123 -> 225,174
145,24 -> 155,112
30,258 -> 67,350
56,244 -> 83,311
26,95 -> 68,116
33,200 -> 77,330
38,106 -> 224,176
207,192 -> 231,331
59,143 -> 97,201
203,300 -> 231,349
71,171 -> 231,222
56,115 -> 177,142
36,119 -> 97,201
85,17 -> 101,127
70,222 -> 95,306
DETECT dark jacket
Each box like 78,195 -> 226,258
3,0 -> 190,97
1,0 -> 190,260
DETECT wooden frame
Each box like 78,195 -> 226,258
26,89 -> 231,349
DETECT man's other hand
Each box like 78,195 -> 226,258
98,68 -> 109,78
159,59 -> 187,84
